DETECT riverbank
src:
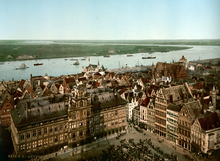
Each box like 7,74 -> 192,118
0,42 -> 192,62
190,57 -> 220,65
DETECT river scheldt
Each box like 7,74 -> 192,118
0,45 -> 220,81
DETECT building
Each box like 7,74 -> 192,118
155,83 -> 193,137
166,104 -> 182,143
140,97 -> 151,129
191,112 -> 220,154
10,94 -> 70,155
133,106 -> 140,125
10,88 -> 127,155
152,62 -> 188,80
0,98 -> 14,126
146,98 -> 155,133
178,100 -> 203,151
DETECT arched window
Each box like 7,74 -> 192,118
80,101 -> 83,107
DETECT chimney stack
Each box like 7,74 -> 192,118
194,108 -> 198,117
170,95 -> 173,103
182,91 -> 185,103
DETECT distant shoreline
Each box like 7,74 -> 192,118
190,58 -> 220,64
0,44 -> 191,62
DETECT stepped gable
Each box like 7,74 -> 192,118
198,112 -> 220,131
10,94 -> 68,128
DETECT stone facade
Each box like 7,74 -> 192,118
10,88 -> 127,155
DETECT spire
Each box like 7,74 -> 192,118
213,86 -> 216,92
88,57 -> 90,65
98,60 -> 99,66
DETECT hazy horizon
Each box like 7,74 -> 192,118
1,0 -> 220,40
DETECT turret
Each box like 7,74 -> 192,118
212,86 -> 216,112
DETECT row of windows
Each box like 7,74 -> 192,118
178,119 -> 191,127
155,103 -> 166,111
167,111 -> 178,119
20,134 -> 68,151
155,110 -> 166,118
155,117 -> 166,126
20,124 -> 67,140
167,118 -> 178,125
155,124 -> 166,132
179,128 -> 190,137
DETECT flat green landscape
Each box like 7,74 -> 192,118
2,39 -> 219,62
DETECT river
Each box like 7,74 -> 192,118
0,45 -> 219,81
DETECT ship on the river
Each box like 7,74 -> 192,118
34,63 -> 43,66
104,55 -> 110,57
127,55 -> 133,57
73,60 -> 80,65
142,53 -> 156,59
15,63 -> 29,70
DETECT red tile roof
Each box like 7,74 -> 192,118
141,97 -> 151,107
198,112 -> 220,131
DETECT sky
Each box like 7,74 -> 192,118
0,0 -> 220,40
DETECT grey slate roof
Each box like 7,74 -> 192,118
167,104 -> 182,112
162,83 -> 193,104
10,94 -> 69,128
91,92 -> 127,110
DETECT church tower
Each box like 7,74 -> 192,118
212,86 -> 216,112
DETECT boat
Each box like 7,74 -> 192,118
104,55 -> 110,57
70,59 -> 78,61
34,63 -> 43,66
73,60 -> 79,65
0,62 -> 4,65
142,53 -> 156,59
15,63 -> 29,70
127,55 -> 133,57
64,59 -> 68,60
81,58 -> 86,61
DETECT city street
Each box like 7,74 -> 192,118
44,126 -> 194,161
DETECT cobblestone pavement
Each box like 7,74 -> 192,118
38,126 -> 220,161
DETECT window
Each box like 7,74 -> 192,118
44,128 -> 47,134
54,127 -> 58,132
33,141 -> 37,148
44,138 -> 48,145
49,127 -> 52,133
38,140 -> 42,147
38,129 -> 42,135
20,144 -> 25,151
49,137 -> 53,144
60,125 -> 63,130
27,132 -> 30,138
20,134 -> 25,140
72,123 -> 76,128
60,134 -> 63,141
33,130 -> 36,137
115,110 -> 118,116
27,143 -> 31,150
79,131 -> 83,137
54,136 -> 58,142
72,133 -> 76,139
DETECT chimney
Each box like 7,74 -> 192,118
194,108 -> 198,117
182,91 -> 185,103
170,95 -> 173,103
